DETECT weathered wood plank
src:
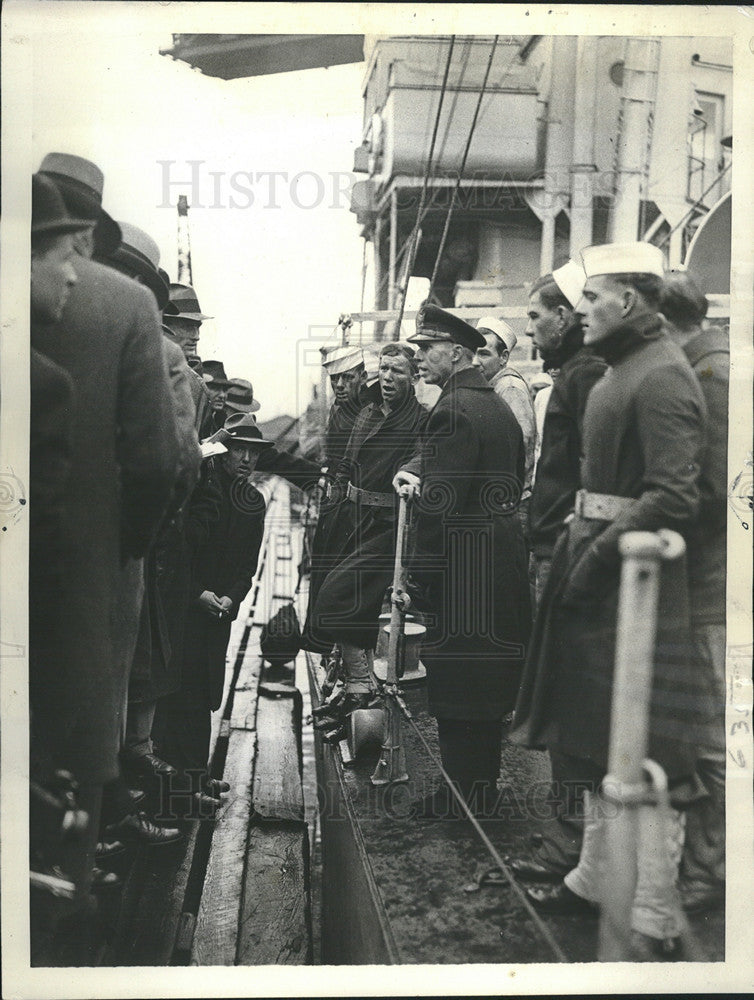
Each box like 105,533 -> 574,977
191,727 -> 257,966
237,823 -> 311,965
252,687 -> 304,823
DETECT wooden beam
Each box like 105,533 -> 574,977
252,687 -> 305,823
237,824 -> 311,965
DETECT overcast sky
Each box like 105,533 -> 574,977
29,26 -> 381,418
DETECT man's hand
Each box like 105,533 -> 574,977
393,470 -> 421,498
198,590 -> 225,618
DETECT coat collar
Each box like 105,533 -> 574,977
440,365 -> 492,397
589,311 -> 664,366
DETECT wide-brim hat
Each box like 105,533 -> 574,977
408,304 -> 484,351
477,315 -> 517,352
105,221 -> 169,310
223,413 -> 273,446
32,173 -> 94,237
38,152 -> 122,256
225,377 -> 261,413
202,360 -> 234,388
168,282 -> 212,322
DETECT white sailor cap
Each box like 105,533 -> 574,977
477,316 -> 517,352
581,242 -> 665,279
361,343 -> 382,386
551,259 -> 587,307
322,345 -> 364,376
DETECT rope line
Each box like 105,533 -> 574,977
396,697 -> 569,963
429,35 -> 499,296
392,36 -> 456,335
656,161 -> 731,250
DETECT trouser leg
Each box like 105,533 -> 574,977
437,718 -> 502,807
563,790 -> 603,902
123,699 -> 157,756
533,751 -> 602,874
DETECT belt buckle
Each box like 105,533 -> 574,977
574,489 -> 586,518
346,481 -> 355,502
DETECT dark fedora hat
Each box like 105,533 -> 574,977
168,282 -> 212,322
202,360 -> 234,387
224,413 -> 273,446
103,221 -> 170,310
225,378 -> 261,414
38,152 -> 122,257
32,173 -> 94,238
408,303 -> 484,351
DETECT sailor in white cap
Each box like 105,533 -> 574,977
502,261 -> 608,885
473,315 -> 537,542
511,242 -> 710,957
321,345 -> 366,469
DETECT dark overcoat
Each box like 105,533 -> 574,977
129,339 -> 202,702
31,257 -> 179,784
402,366 -> 532,721
183,465 -> 266,711
511,316 -> 713,780
302,398 -> 362,652
312,394 -> 427,649
528,347 -> 607,558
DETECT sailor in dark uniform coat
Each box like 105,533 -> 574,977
301,346 -> 367,653
395,305 -> 532,818
312,343 -> 427,729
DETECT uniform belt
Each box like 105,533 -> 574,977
574,489 -> 634,522
345,482 -> 395,507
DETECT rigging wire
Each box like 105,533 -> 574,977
429,35 -> 499,297
395,698 -> 569,963
392,35 -> 456,337
655,161 -> 731,251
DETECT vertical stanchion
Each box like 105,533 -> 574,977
371,494 -> 411,785
598,529 -> 685,961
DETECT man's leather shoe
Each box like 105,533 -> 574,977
525,881 -> 598,915
95,839 -> 126,861
504,855 -> 566,883
121,751 -> 177,779
314,692 -> 377,729
106,811 -> 183,847
203,778 -> 230,797
127,787 -> 146,807
679,882 -> 724,914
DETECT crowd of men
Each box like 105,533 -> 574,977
29,151 -> 728,964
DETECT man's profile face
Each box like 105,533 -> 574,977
31,233 -> 79,324
378,353 -> 415,408
415,341 -> 455,386
472,332 -> 506,381
206,383 -> 228,412
330,366 -> 365,406
576,275 -> 626,345
526,291 -> 567,355
163,316 -> 202,359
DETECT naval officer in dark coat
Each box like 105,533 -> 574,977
395,305 -> 532,818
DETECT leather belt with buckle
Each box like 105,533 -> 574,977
574,488 -> 634,522
345,482 -> 395,508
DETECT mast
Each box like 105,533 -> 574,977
176,194 -> 193,285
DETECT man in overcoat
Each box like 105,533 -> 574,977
504,260 -> 607,880
153,417 -> 271,805
395,305 -> 532,819
511,243 -> 710,953
31,162 -> 180,901
661,271 -> 728,914
312,343 -> 428,733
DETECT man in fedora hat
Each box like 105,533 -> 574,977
473,316 -> 537,544
38,152 -> 122,259
163,283 -> 214,437
394,305 -> 531,819
224,377 -> 261,416
510,243 -> 710,957
153,415 -> 273,805
32,160 -> 181,912
201,361 -> 234,433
